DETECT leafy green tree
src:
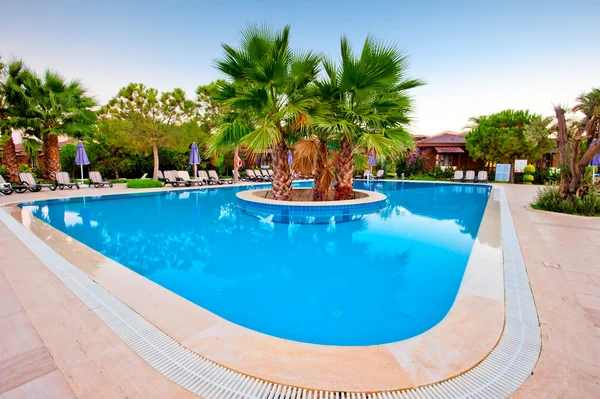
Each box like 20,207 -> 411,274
465,110 -> 553,182
196,80 -> 227,130
555,88 -> 600,197
20,71 -> 97,180
0,59 -> 32,182
59,143 -> 77,177
214,24 -> 321,200
101,83 -> 197,180
316,36 -> 423,200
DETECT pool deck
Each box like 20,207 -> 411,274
0,183 -> 598,397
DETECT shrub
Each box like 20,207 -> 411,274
19,164 -> 33,173
396,149 -> 427,178
126,179 -> 164,189
534,186 -> 600,216
523,164 -> 535,185
0,165 -> 6,179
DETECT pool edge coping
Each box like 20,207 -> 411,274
0,184 -> 541,398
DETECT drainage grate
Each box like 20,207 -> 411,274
0,186 -> 541,399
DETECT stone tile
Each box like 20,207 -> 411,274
0,347 -> 56,395
0,311 -> 44,364
562,271 -> 595,284
576,294 -> 600,311
0,369 -> 74,399
570,281 -> 600,297
0,270 -> 23,318
591,274 -> 600,286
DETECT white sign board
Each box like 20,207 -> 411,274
495,164 -> 511,182
514,159 -> 527,173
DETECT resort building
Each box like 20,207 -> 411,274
416,131 -> 485,170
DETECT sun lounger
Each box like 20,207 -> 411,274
0,175 -> 29,194
197,170 -> 211,184
245,169 -> 261,182
177,170 -> 203,186
55,172 -> 80,190
19,172 -> 56,192
140,173 -> 148,179
374,170 -> 385,179
0,175 -> 13,195
163,170 -> 181,187
259,170 -> 272,181
267,169 -> 274,178
156,171 -> 165,182
451,170 -> 464,182
475,171 -> 488,183
464,170 -> 475,182
209,170 -> 233,185
89,171 -> 113,188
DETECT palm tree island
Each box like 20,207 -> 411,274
211,25 -> 423,201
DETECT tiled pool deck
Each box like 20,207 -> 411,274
0,183 -> 597,397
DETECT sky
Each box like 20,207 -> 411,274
2,0 -> 599,136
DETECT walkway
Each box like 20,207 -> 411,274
0,183 -> 598,398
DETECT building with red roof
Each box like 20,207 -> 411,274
415,131 -> 485,170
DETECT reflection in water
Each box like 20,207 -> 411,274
23,182 -> 491,346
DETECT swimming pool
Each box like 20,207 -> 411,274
20,181 -> 491,346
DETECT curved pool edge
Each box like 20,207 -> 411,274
0,184 -> 541,396
235,188 -> 387,223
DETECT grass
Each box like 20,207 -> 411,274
126,179 -> 164,189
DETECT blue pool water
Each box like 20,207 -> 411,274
21,181 -> 491,346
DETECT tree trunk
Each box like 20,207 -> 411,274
271,139 -> 292,201
554,106 -> 572,197
1,131 -> 20,182
335,137 -> 355,200
313,140 -> 329,201
152,145 -> 159,180
114,167 -> 119,180
43,134 -> 60,181
233,146 -> 239,184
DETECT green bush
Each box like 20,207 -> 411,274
522,164 -> 535,184
0,165 -> 6,179
126,179 -> 164,189
19,164 -> 33,173
534,186 -> 600,216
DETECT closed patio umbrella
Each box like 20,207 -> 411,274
189,142 -> 200,178
368,150 -> 376,173
75,141 -> 89,185
589,140 -> 600,167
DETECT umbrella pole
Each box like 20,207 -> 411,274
80,165 -> 84,185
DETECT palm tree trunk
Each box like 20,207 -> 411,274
555,106 -> 572,197
271,139 -> 292,201
233,146 -> 239,184
43,134 -> 60,181
313,140 -> 329,201
1,130 -> 19,182
152,145 -> 159,180
335,137 -> 355,200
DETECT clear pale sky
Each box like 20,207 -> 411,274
2,0 -> 598,135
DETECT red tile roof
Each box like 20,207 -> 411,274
434,147 -> 465,154
416,131 -> 466,146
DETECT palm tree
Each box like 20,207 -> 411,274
317,36 -> 424,200
555,88 -> 600,197
0,59 -> 29,182
214,24 -> 321,200
25,71 -> 96,180
207,113 -> 252,183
